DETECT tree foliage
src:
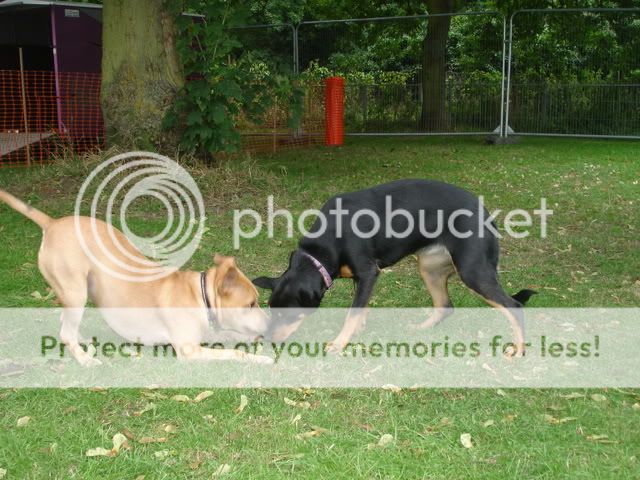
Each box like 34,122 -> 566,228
150,0 -> 640,147
164,0 -> 302,156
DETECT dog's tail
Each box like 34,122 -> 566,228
511,289 -> 537,305
0,189 -> 52,229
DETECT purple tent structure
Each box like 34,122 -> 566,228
0,0 -> 102,73
0,0 -> 102,161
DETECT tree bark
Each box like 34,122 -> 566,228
101,0 -> 184,150
420,0 -> 456,131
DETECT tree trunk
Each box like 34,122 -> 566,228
101,0 -> 184,150
420,0 -> 455,131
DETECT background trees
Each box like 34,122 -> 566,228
100,0 -> 640,151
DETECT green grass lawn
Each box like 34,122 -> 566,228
0,136 -> 639,478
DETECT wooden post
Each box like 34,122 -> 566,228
273,98 -> 277,153
18,47 -> 31,166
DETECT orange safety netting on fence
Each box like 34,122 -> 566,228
0,70 -> 105,168
239,84 -> 326,154
1,70 -> 325,166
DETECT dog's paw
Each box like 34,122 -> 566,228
79,356 -> 102,368
324,341 -> 346,354
503,344 -> 526,359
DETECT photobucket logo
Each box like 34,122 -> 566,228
74,152 -> 205,282
233,195 -> 552,248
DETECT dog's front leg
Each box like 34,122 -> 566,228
327,271 -> 378,353
175,344 -> 273,365
59,308 -> 101,367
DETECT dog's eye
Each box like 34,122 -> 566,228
247,301 -> 258,309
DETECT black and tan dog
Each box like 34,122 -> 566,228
254,179 -> 536,355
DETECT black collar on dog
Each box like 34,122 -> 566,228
200,271 -> 217,329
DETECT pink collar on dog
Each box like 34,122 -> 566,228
301,252 -> 333,289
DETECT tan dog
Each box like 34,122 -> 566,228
0,189 -> 273,366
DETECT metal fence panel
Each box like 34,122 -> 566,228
298,12 -> 506,136
229,24 -> 325,153
506,8 -> 640,139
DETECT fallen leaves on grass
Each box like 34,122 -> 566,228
542,414 -> 577,425
235,394 -> 248,414
0,468 -> 6,479
133,403 -> 156,416
85,447 -> 113,458
483,419 -> 495,427
290,414 -> 302,425
30,289 -> 55,301
139,437 -> 167,444
164,424 -> 178,434
586,434 -> 618,444
153,450 -> 175,459
16,416 -> 30,427
271,453 -> 305,464
496,389 -> 507,397
213,464 -> 231,476
284,397 -> 311,409
39,443 -> 57,455
141,391 -> 167,400
171,394 -> 191,403
460,433 -> 473,449
368,433 -> 394,449
294,387 -> 314,397
424,417 -> 453,434
590,393 -> 607,402
560,392 -> 585,400
632,403 -> 640,410
295,426 -> 328,440
381,384 -> 402,393
85,433 -> 129,457
194,390 -> 214,403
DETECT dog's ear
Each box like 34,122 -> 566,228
214,254 -> 236,267
214,255 -> 242,297
253,276 -> 277,290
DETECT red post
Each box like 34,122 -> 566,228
324,76 -> 344,146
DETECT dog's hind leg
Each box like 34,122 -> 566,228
413,246 -> 456,329
39,263 -> 96,367
56,288 -> 99,367
455,260 -> 526,357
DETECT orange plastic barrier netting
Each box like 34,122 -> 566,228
324,76 -> 344,146
1,70 -> 325,165
239,84 -> 326,154
0,70 -> 104,167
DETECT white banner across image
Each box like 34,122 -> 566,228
0,308 -> 637,388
